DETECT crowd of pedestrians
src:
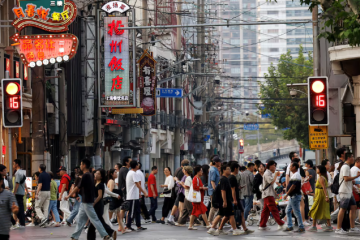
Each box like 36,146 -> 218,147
2,147 -> 360,239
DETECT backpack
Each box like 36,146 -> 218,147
331,173 -> 343,194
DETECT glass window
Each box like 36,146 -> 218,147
267,10 -> 278,15
270,48 -> 279,52
231,68 -> 241,74
268,29 -> 279,34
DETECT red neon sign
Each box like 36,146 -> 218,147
11,34 -> 78,67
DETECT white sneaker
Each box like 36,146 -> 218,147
350,227 -> 360,232
207,228 -> 217,235
233,229 -> 246,236
258,226 -> 271,230
278,224 -> 285,230
19,225 -> 25,229
304,221 -> 311,226
27,222 -> 36,227
217,229 -> 228,235
223,223 -> 231,228
227,228 -> 233,234
10,224 -> 20,230
335,228 -> 348,235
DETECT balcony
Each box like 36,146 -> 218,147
329,44 -> 360,76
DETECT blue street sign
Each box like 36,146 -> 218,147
156,88 -> 183,98
243,123 -> 259,131
204,135 -> 210,142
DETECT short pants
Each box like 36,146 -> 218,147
339,195 -> 356,209
218,203 -> 235,217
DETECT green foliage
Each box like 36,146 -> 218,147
259,46 -> 313,149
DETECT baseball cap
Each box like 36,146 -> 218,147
280,177 -> 286,183
56,166 -> 66,172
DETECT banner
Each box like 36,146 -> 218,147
138,50 -> 156,116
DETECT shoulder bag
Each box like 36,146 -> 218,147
186,177 -> 201,203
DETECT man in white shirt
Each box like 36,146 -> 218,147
285,152 -> 299,186
126,160 -> 148,232
136,162 -> 151,224
336,153 -> 360,234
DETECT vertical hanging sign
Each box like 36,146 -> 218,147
104,17 -> 131,106
138,50 -> 157,116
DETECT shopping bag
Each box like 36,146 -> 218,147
203,196 -> 210,206
301,181 -> 312,195
186,178 -> 201,203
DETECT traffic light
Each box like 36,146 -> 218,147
308,77 -> 329,126
2,79 -> 23,128
239,139 -> 244,149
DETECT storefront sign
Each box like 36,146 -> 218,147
12,0 -> 77,32
5,59 -> 10,72
11,33 -> 78,67
104,17 -> 131,106
112,108 -> 143,114
16,61 -> 20,78
24,65 -> 28,80
102,1 -> 130,13
138,50 -> 157,116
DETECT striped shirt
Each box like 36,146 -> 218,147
0,189 -> 17,235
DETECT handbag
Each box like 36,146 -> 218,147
186,177 -> 201,203
163,188 -> 171,195
301,181 -> 313,195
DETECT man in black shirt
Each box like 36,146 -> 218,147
118,156 -> 131,197
35,164 -> 51,227
228,162 -> 253,234
207,165 -> 243,236
66,159 -> 112,240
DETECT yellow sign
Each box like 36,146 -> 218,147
309,126 -> 328,150
112,108 -> 143,114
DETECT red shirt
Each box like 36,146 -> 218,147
59,173 -> 71,193
148,174 -> 158,197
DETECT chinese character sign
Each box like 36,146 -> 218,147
104,17 -> 130,106
11,34 -> 78,67
138,50 -> 157,116
12,0 -> 77,33
101,1 -> 130,13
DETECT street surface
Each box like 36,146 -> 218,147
8,222 -> 360,240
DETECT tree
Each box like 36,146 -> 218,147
259,46 -> 313,149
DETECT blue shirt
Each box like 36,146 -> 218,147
208,166 -> 220,196
38,171 -> 51,191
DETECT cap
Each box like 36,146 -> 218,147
280,177 -> 286,183
304,160 -> 314,167
56,166 -> 66,172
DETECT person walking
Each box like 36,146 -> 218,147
48,172 -> 61,227
208,157 -> 221,224
284,162 -> 305,233
126,160 -> 148,231
188,165 -> 211,230
65,158 -> 113,240
148,166 -> 158,223
259,160 -> 285,230
308,165 -> 332,232
136,162 -> 151,224
118,157 -> 131,199
175,166 -> 193,226
107,169 -> 124,232
336,153 -> 360,234
243,162 -> 255,221
58,166 -> 71,224
322,159 -> 334,213
207,165 -> 243,236
65,171 -> 83,226
12,159 -> 26,229
87,169 -> 116,240
157,167 -> 175,224
253,163 -> 265,225
0,177 -> 19,240
35,164 -> 51,227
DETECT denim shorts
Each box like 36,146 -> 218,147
339,195 -> 356,209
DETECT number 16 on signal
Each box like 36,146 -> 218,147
1,79 -> 23,128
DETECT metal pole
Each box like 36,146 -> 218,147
174,0 -> 182,169
95,7 -> 102,167
5,71 -> 12,179
119,20 -> 312,30
312,5 -> 321,165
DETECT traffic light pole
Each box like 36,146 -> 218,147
4,70 -> 12,180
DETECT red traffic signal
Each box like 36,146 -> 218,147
239,139 -> 244,147
308,77 -> 329,126
2,79 -> 23,128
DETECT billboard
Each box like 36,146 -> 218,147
103,17 -> 132,106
